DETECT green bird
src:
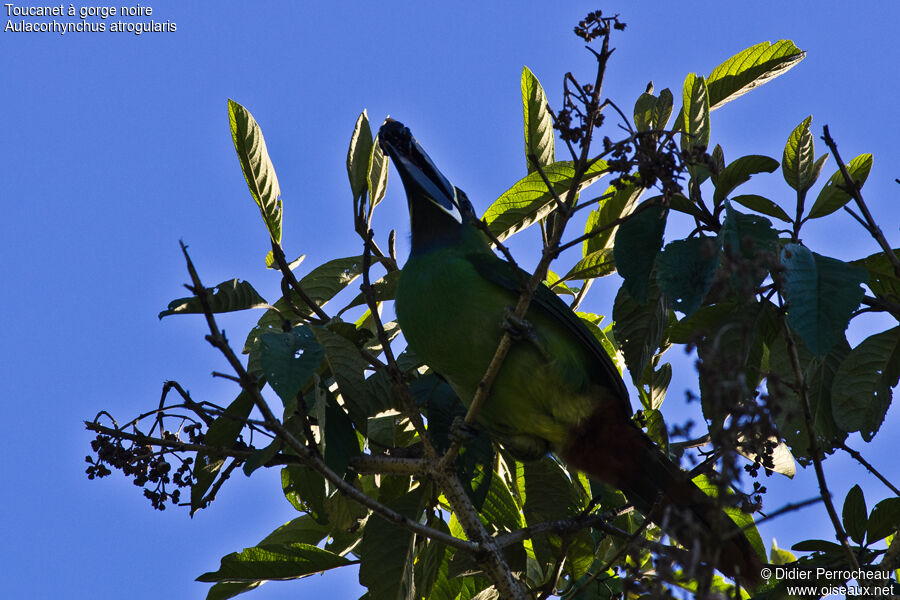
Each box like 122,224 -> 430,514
380,119 -> 763,586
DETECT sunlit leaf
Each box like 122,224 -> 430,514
680,73 -> 709,152
197,543 -> 352,583
713,155 -> 779,203
522,66 -> 555,173
228,99 -> 283,245
706,40 -> 805,111
159,279 -> 268,319
483,159 -> 609,242
633,91 -> 656,132
653,88 -> 674,130
730,194 -> 791,222
562,249 -> 616,282
769,539 -> 796,565
782,116 -> 817,193
583,184 -> 644,256
807,154 -> 873,219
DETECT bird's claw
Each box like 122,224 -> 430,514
449,416 -> 480,445
502,307 -> 551,360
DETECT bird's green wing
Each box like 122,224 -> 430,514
465,251 -> 630,405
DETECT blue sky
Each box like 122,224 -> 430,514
3,2 -> 899,598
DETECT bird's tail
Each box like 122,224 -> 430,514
561,405 -> 764,589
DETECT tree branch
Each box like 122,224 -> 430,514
821,126 -> 900,278
780,319 -> 860,569
178,241 -> 479,556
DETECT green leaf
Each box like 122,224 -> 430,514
713,155 -> 779,203
633,92 -> 656,132
612,282 -> 668,384
730,194 -> 791,222
720,202 -> 779,258
667,193 -> 703,218
842,484 -> 867,545
159,279 -> 267,319
791,539 -> 844,553
358,487 -> 425,600
522,66 -> 555,173
668,303 -> 735,344
653,88 -> 674,130
562,249 -> 616,282
807,154 -> 874,219
781,244 -> 867,356
249,256 -> 378,360
655,237 -> 719,316
709,144 -> 725,185
483,159 -> 609,242
867,498 -> 900,543
613,204 -> 667,304
768,332 -> 849,464
681,73 -> 710,152
769,538 -> 797,565
705,40 -> 805,111
258,326 -> 325,407
782,116 -> 816,193
479,470 -> 524,533
310,323 -> 375,428
523,457 -> 583,566
205,581 -> 263,600
321,393 -> 361,479
281,466 -> 326,520
414,519 -> 451,599
337,270 -> 401,316
258,515 -> 329,548
578,312 -> 625,375
414,374 -> 465,453
643,408 -> 668,451
197,543 -> 352,583
348,110 -> 375,210
228,99 -> 283,246
852,249 -> 900,301
584,184 -> 644,256
831,327 -> 900,440
242,438 -> 282,476
367,130 -> 390,224
692,474 -> 766,559
191,391 -> 255,515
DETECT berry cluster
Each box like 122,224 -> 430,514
85,431 -> 195,510
573,10 -> 625,42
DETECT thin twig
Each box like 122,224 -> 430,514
269,240 -> 330,322
821,126 -> 900,277
781,319 -> 860,569
839,442 -> 900,497
178,241 -> 479,555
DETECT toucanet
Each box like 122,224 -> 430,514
379,119 -> 763,586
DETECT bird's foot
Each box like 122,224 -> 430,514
502,307 -> 551,360
449,416 -> 480,446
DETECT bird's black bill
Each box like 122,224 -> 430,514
379,119 -> 462,223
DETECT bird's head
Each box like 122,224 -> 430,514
379,119 -> 475,254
